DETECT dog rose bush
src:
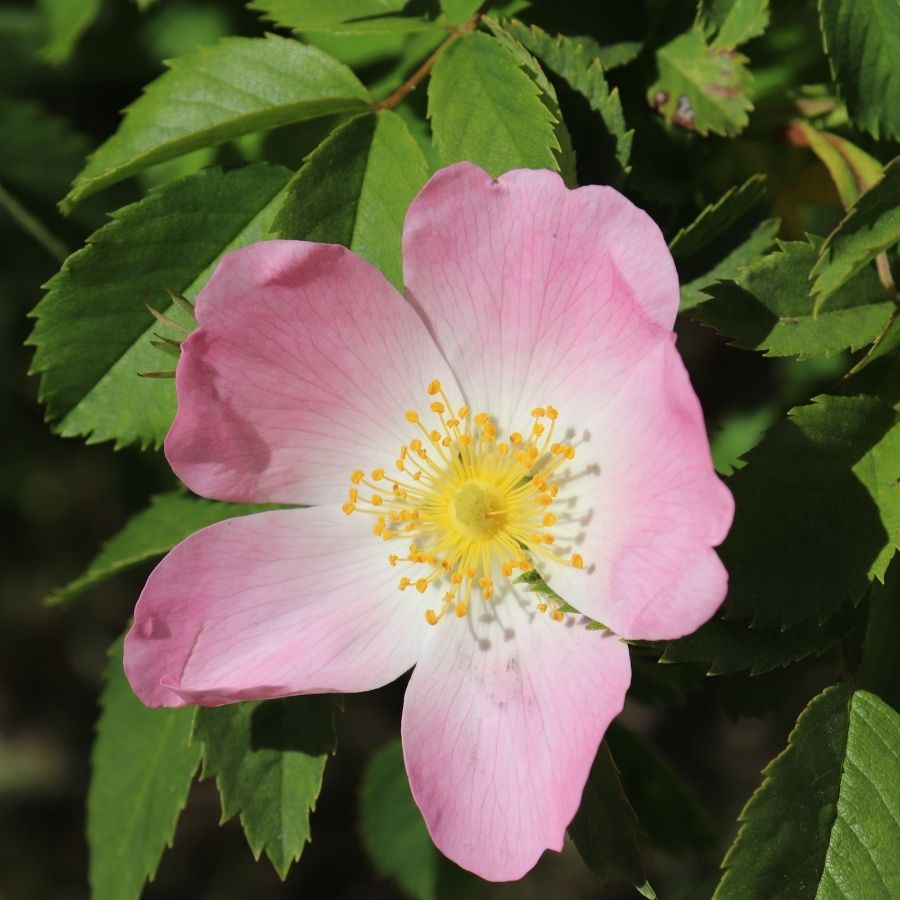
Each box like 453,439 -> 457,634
26,1 -> 899,898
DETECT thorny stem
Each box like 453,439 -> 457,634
372,0 -> 499,111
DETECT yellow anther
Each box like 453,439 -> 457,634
413,471 -> 422,481
351,469 -> 364,484
564,445 -> 576,460
474,412 -> 490,426
531,407 -> 546,418
373,518 -> 385,536
410,439 -> 422,452
482,585 -> 494,600
399,577 -> 411,590
537,602 -> 548,613
425,609 -> 438,625
400,445 -> 408,459
348,488 -> 358,503
371,495 -> 383,506
446,419 -> 459,429
465,567 -> 476,578
430,430 -> 441,443
455,601 -> 468,617
371,468 -> 385,481
546,405 -> 558,420
430,401 -> 445,414
444,591 -> 456,602
527,446 -> 539,460
543,512 -> 556,526
405,410 -> 419,423
458,405 -> 470,418
396,459 -> 405,472
550,609 -> 565,622
571,553 -> 584,569
510,431 -> 523,444
551,443 -> 561,454
498,442 -> 509,455
517,557 -> 530,570
442,437 -> 451,448
427,379 -> 442,395
538,493 -> 553,506
388,554 -> 398,566
549,484 -> 559,497
533,423 -> 545,436
415,578 -> 428,594
542,534 -> 554,545
479,577 -> 492,588
533,475 -> 546,490
501,561 -> 513,577
459,434 -> 472,446
341,502 -> 355,515
451,573 -> 463,585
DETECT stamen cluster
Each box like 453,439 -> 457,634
344,381 -> 584,625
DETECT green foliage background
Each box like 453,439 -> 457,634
1,0 -> 898,898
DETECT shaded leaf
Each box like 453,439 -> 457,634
714,685 -> 900,899
64,35 -> 369,208
570,743 -> 655,898
46,492 -> 277,606
606,723 -> 717,857
428,30 -> 560,177
193,696 -> 337,879
648,28 -> 753,137
720,394 -> 899,628
89,636 -> 200,900
250,0 -> 444,34
858,556 -> 900,712
271,111 -> 428,288
662,603 -> 856,675
501,18 -> 632,184
811,156 -> 900,310
696,238 -> 894,359
819,0 -> 900,140
30,163 -> 291,449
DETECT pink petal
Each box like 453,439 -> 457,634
124,506 -> 429,707
545,338 -> 734,641
401,601 -> 631,881
402,162 -> 679,429
166,240 -> 459,505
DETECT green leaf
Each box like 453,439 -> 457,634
193,696 -> 337,879
714,685 -> 900,899
811,156 -> 900,311
63,35 -> 370,209
30,163 -> 291,450
46,492 -> 276,606
270,111 -> 428,288
819,0 -> 900,140
698,0 -> 770,49
720,394 -> 899,628
482,18 -> 578,186
570,743 -> 655,898
662,604 -> 856,675
428,30 -> 560,177
249,0 -> 445,34
786,121 -> 883,209
648,28 -> 753,137
606,724 -> 716,857
38,0 -> 101,64
88,636 -> 200,900
695,238 -> 894,359
359,738 -> 437,899
500,18 -> 632,184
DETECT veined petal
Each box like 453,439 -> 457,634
545,338 -> 733,641
401,599 -> 631,881
402,162 -> 678,431
124,506 -> 429,707
166,240 -> 459,505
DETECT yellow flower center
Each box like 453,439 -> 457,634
343,380 -> 584,625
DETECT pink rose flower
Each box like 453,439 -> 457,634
124,162 -> 733,881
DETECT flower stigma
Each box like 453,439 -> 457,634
343,380 -> 585,626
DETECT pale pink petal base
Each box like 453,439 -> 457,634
167,240 -> 459,506
124,506 -> 430,707
401,599 -> 631,881
545,338 -> 734,640
402,163 -> 679,430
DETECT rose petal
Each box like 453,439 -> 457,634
401,599 -> 631,881
402,162 -> 678,431
166,240 -> 459,505
124,506 -> 429,707
543,338 -> 733,640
